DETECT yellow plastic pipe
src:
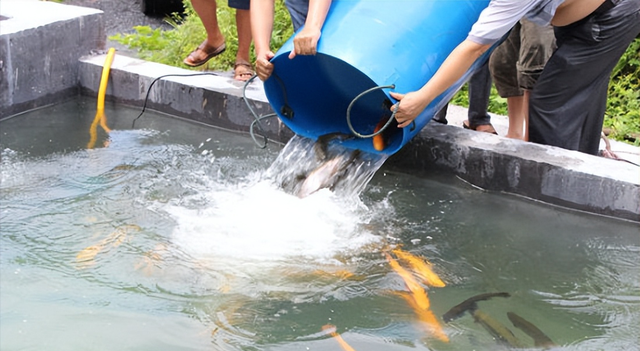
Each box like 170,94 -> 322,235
88,48 -> 116,149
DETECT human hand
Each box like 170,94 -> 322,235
255,51 -> 276,81
288,27 -> 321,59
389,91 -> 430,128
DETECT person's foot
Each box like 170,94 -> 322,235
183,40 -> 226,67
505,132 -> 526,140
233,60 -> 254,81
462,120 -> 498,135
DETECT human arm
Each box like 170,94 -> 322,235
390,39 -> 492,128
250,0 -> 277,81
390,0 -> 535,128
288,0 -> 332,59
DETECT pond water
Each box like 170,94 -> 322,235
1,97 -> 638,351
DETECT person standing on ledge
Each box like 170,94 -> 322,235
488,18 -> 556,141
183,0 -> 254,81
390,0 -> 640,156
250,0 -> 332,81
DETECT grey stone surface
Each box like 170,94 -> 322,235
0,0 -> 104,118
78,55 -> 285,139
387,125 -> 640,221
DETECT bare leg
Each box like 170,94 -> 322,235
523,90 -> 530,141
235,9 -> 252,64
233,8 -> 254,80
505,95 -> 526,140
185,0 -> 225,64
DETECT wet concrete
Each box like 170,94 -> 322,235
2,0 -> 639,222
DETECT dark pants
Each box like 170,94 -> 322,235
529,0 -> 640,155
434,61 -> 492,127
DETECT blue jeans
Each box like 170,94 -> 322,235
433,61 -> 492,127
285,0 -> 309,31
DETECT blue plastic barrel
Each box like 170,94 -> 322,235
264,0 -> 492,155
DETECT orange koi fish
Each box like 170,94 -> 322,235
322,325 -> 356,351
392,249 -> 446,288
372,119 -> 387,151
385,252 -> 430,310
396,291 -> 449,342
76,224 -> 140,268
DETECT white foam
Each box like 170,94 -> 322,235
166,178 -> 381,264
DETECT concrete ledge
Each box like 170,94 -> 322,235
0,0 -> 104,119
78,54 -> 293,143
387,125 -> 640,222
77,54 -> 640,223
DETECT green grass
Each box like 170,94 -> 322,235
110,0 -> 293,72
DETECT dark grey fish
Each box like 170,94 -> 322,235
507,312 -> 556,349
313,132 -> 355,161
442,292 -> 511,322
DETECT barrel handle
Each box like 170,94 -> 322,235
346,84 -> 398,139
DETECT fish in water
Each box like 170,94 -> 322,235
392,248 -> 446,288
394,291 -> 450,342
507,312 -> 557,349
295,149 -> 361,198
442,292 -> 510,323
472,309 -> 525,348
296,155 -> 348,198
322,324 -> 357,351
76,224 -> 141,268
385,251 -> 448,342
442,292 -> 525,348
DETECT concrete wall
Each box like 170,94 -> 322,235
387,126 -> 640,221
0,0 -> 104,119
78,54 -> 293,143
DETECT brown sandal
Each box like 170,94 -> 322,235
183,41 -> 226,67
233,60 -> 255,81
463,120 -> 498,135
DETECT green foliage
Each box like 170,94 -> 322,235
271,1 -> 295,51
604,38 -> 640,145
109,0 -> 294,73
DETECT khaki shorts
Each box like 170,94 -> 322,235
489,19 -> 556,97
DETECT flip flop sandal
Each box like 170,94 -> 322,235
463,120 -> 498,135
183,41 -> 226,67
233,60 -> 255,81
